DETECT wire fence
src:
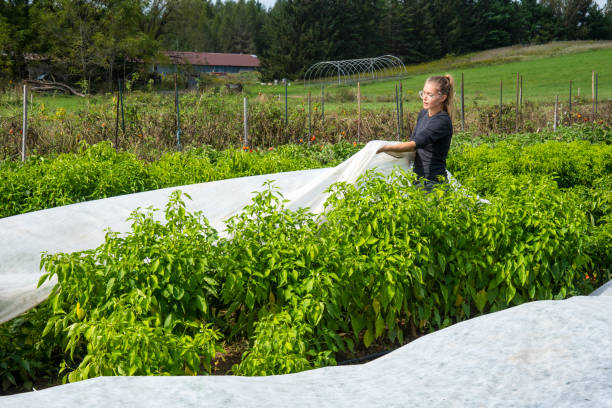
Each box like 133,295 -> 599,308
2,71 -> 609,161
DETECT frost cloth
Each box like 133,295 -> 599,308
0,141 -> 419,324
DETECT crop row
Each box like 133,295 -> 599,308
0,141 -> 360,219
1,124 -> 610,220
1,136 -> 609,391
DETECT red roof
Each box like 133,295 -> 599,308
163,51 -> 260,68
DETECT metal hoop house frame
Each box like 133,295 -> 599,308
304,55 -> 406,85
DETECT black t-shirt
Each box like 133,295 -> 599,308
410,109 -> 453,181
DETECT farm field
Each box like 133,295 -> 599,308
0,124 -> 610,393
1,41 -> 610,118
255,45 -> 612,111
1,41 -> 611,395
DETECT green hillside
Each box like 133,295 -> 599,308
254,43 -> 612,111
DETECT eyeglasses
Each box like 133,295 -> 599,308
419,90 -> 441,100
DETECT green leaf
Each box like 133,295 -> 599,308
385,284 -> 395,301
164,313 -> 173,328
363,328 -> 374,348
372,299 -> 381,315
106,277 -> 116,297
505,284 -> 516,305
42,318 -> 56,337
375,314 -> 384,338
195,295 -> 208,314
245,290 -> 255,309
37,273 -> 50,288
366,236 -> 378,245
474,289 -> 487,313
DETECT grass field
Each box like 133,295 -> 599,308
254,44 -> 612,111
1,41 -> 610,116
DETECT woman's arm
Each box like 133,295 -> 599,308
376,141 -> 417,154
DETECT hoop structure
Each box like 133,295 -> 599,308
304,55 -> 406,86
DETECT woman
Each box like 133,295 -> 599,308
377,74 -> 454,191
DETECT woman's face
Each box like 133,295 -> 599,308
421,81 -> 447,111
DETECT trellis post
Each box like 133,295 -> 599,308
308,91 -> 312,142
554,95 -> 558,132
22,85 -> 27,162
461,73 -> 465,132
399,81 -> 404,139
243,97 -> 248,147
321,85 -> 325,123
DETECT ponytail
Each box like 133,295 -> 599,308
426,74 -> 455,121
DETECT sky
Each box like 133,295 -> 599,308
257,0 -> 276,10
254,0 -> 608,11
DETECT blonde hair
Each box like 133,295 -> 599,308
426,74 -> 454,120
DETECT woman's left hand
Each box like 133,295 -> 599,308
376,146 -> 387,154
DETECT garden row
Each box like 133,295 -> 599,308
1,124 -> 610,219
0,141 -> 360,219
1,133 -> 609,392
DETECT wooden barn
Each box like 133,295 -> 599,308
153,51 -> 260,75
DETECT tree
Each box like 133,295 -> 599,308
33,0 -> 159,91
260,0 -> 341,80
0,0 -> 38,79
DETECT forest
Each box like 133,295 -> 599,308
0,0 -> 611,90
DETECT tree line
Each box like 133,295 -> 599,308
1,0 -> 610,90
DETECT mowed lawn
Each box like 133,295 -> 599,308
2,43 -> 610,116
256,46 -> 612,112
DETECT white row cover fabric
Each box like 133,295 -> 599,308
2,140 -> 611,406
2,287 -> 611,407
0,141 -> 420,324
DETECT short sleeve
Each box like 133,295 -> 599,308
412,114 -> 452,148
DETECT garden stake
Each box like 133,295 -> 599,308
499,80 -> 503,129
321,85 -> 325,123
395,84 -> 400,141
569,80 -> 572,120
554,95 -> 558,132
595,72 -> 598,116
399,81 -> 404,139
243,97 -> 248,147
461,73 -> 465,131
592,71 -> 595,119
515,72 -> 519,133
115,82 -> 120,150
119,79 -> 125,134
308,91 -> 312,143
22,84 -> 27,162
357,82 -> 361,142
175,73 -> 182,151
